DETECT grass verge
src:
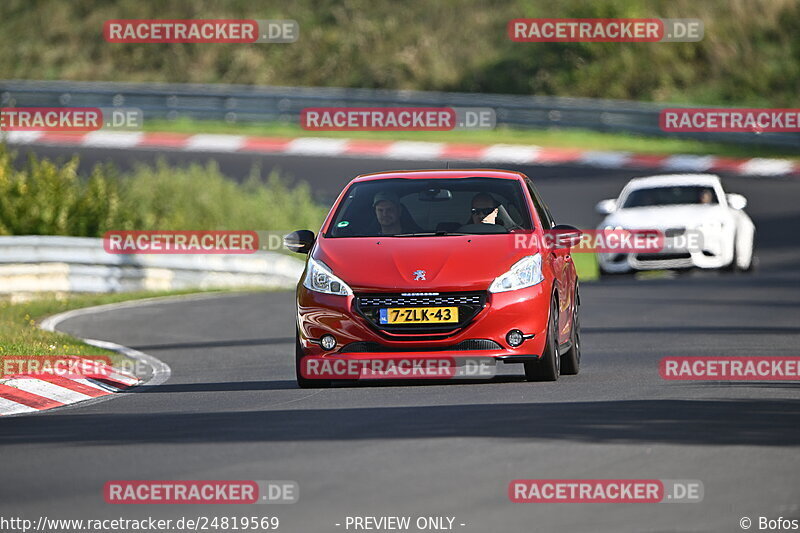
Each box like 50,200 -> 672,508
572,253 -> 599,282
0,289 -> 259,370
145,119 -> 800,160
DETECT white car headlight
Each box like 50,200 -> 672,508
489,254 -> 545,293
303,257 -> 353,296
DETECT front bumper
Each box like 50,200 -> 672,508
297,282 -> 551,364
598,229 -> 733,272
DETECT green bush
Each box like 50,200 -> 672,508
1,0 -> 798,106
0,144 -> 327,236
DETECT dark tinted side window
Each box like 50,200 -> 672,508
525,179 -> 555,229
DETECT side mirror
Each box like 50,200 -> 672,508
551,224 -> 583,248
727,193 -> 747,210
284,230 -> 315,254
595,199 -> 617,215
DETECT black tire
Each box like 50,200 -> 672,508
722,240 -> 738,272
560,294 -> 581,376
739,233 -> 756,273
599,267 -> 631,279
724,232 -> 755,273
296,329 -> 331,389
524,297 -> 560,382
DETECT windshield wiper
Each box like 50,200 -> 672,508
392,231 -> 472,237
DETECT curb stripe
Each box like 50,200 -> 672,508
0,297 -> 176,417
0,383 -> 65,409
385,141 -> 444,160
440,143 -> 488,160
185,134 -> 245,152
0,396 -> 38,415
342,139 -> 397,155
240,136 -> 293,152
534,148 -> 585,163
33,374 -> 111,398
286,137 -> 348,155
480,144 -> 540,163
138,132 -> 193,147
82,131 -> 144,148
37,132 -> 86,144
625,154 -> 670,168
9,377 -> 94,404
3,131 -> 797,177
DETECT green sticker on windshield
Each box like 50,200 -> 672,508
337,221 -> 350,227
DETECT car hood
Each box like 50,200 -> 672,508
600,205 -> 731,230
313,234 -> 538,292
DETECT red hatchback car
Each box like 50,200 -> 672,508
285,169 -> 582,387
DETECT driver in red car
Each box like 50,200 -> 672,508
372,191 -> 422,235
470,192 -> 500,224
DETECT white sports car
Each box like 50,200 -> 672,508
595,174 -> 755,275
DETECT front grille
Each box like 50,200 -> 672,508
635,252 -> 691,261
358,294 -> 483,307
340,339 -> 502,353
355,291 -> 487,335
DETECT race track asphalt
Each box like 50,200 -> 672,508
2,145 -> 799,532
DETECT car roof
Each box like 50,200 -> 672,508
352,169 -> 527,182
625,173 -> 722,190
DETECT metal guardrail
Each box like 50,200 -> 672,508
0,236 -> 304,294
1,80 -> 797,148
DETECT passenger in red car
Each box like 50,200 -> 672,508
470,192 -> 500,224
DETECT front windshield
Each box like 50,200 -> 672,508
622,185 -> 719,208
326,177 -> 533,237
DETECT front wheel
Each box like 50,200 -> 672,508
735,233 -> 755,272
524,297 -> 560,382
560,296 -> 580,375
599,266 -> 632,279
296,329 -> 331,389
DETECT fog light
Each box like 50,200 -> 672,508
506,330 -> 524,348
320,334 -> 337,351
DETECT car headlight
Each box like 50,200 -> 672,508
489,254 -> 545,293
303,257 -> 353,296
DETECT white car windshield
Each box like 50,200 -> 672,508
622,186 -> 719,208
